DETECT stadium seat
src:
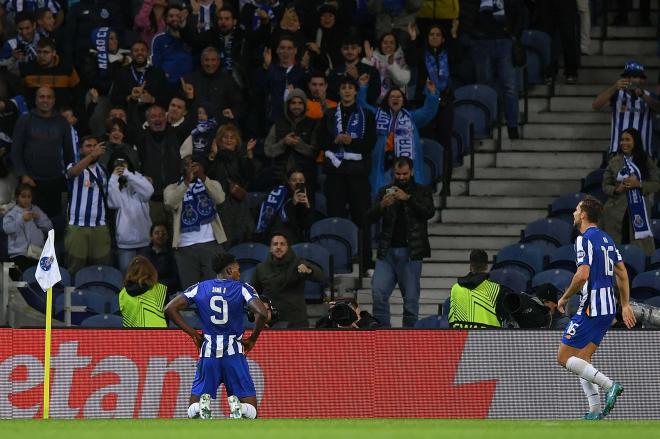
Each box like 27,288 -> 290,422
581,169 -> 607,203
291,242 -> 331,302
442,297 -> 451,321
547,244 -> 577,273
489,268 -> 529,293
521,30 -> 552,85
521,218 -> 574,251
414,315 -> 449,329
240,266 -> 256,284
453,84 -> 498,139
644,295 -> 660,307
648,248 -> 660,270
74,265 -> 123,291
531,269 -> 574,293
314,192 -> 328,218
548,192 -> 585,224
17,283 -> 63,316
80,313 -> 123,328
493,243 -> 545,279
619,244 -> 647,280
631,270 -> 660,301
651,219 -> 660,249
229,242 -> 270,271
310,217 -> 358,274
53,289 -> 107,325
22,265 -> 72,287
421,137 -> 444,189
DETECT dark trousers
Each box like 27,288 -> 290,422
325,173 -> 372,270
534,0 -> 579,77
33,176 -> 65,218
420,99 -> 455,195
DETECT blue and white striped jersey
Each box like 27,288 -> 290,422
66,163 -> 108,227
2,0 -> 61,14
610,89 -> 653,155
184,278 -> 258,358
575,226 -> 622,317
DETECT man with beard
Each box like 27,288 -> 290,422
151,4 -> 193,86
366,157 -> 435,327
64,135 -> 111,274
328,33 -> 380,106
110,40 -> 169,111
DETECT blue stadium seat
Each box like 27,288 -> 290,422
421,137 -> 444,188
547,244 -> 577,273
493,243 -> 545,279
414,315 -> 449,329
17,283 -> 63,316
532,269 -> 574,293
619,244 -> 647,280
310,217 -> 358,274
314,192 -> 328,218
453,84 -> 498,139
80,313 -> 123,328
489,268 -> 529,293
22,265 -> 72,287
240,266 -> 256,284
442,297 -> 451,321
229,242 -> 270,271
648,248 -> 660,270
631,270 -> 660,301
651,219 -> 660,249
549,192 -> 585,224
74,265 -> 123,291
644,295 -> 660,307
521,30 -> 552,85
53,289 -> 109,325
581,169 -> 607,203
521,218 -> 574,250
291,242 -> 331,302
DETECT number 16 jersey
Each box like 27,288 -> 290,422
575,226 -> 622,317
184,278 -> 258,358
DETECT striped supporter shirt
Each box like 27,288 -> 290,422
66,162 -> 108,227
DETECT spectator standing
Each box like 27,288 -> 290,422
367,0 -> 421,48
80,28 -> 131,97
11,86 -> 74,218
64,136 -> 112,275
134,0 -> 167,47
0,11 -> 40,74
328,33 -> 381,106
99,117 -> 141,172
179,102 -> 218,157
151,4 -> 194,86
163,154 -> 227,289
532,0 -> 579,84
302,2 -> 345,72
592,62 -> 660,156
361,32 -> 411,103
366,157 -> 435,327
448,249 -> 503,328
2,184 -> 52,276
601,128 -> 659,256
305,71 -> 337,120
119,255 -> 168,327
107,158 -> 154,273
251,232 -> 326,328
139,222 -> 180,295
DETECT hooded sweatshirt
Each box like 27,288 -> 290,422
107,170 -> 154,249
449,272 -> 502,328
264,88 -> 319,184
119,281 -> 168,328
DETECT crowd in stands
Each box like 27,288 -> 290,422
0,0 -> 657,329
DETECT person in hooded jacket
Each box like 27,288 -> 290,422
119,255 -> 168,328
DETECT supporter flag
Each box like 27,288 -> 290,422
35,229 -> 61,292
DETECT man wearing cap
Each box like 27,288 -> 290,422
593,61 -> 660,156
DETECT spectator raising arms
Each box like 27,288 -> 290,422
361,32 -> 411,103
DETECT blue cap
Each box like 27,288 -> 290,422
622,61 -> 646,79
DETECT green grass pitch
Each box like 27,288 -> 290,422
1,419 -> 659,439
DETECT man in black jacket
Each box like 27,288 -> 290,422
366,157 -> 435,327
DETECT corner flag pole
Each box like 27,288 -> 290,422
43,286 -> 53,419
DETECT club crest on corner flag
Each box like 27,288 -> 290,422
35,230 -> 61,292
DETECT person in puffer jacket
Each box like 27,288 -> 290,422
107,156 -> 154,273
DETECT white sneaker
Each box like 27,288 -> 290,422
199,394 -> 212,419
228,395 -> 242,419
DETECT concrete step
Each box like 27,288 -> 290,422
441,208 -> 546,224
527,111 -> 610,124
529,84 -> 607,98
449,180 -> 468,195
361,303 -> 441,317
592,25 -> 657,39
426,249 -> 500,261
474,167 -> 590,180
360,276 -> 459,290
602,39 -> 656,55
357,289 -> 450,304
429,235 -> 517,249
495,151 -> 603,168
577,67 -> 659,84
421,262 -> 472,277
444,196 -> 554,209
523,123 -> 610,140
500,139 -> 606,152
468,179 -> 581,197
549,96 -> 597,112
580,55 -> 660,68
430,222 -> 525,236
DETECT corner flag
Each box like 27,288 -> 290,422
34,229 -> 60,419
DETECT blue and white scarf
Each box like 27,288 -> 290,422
327,103 -> 366,167
191,118 -> 217,138
256,185 -> 288,233
425,49 -> 449,93
617,155 -> 652,239
91,27 -> 111,77
251,2 -> 275,31
191,118 -> 217,154
375,108 -> 415,161
180,178 -> 217,233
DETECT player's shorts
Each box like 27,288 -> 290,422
561,313 -> 614,349
190,354 -> 256,399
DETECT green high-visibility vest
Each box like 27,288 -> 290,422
119,283 -> 168,328
448,279 -> 501,328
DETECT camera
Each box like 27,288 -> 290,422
502,291 -> 552,328
113,158 -> 127,168
245,294 -> 280,324
328,299 -> 359,327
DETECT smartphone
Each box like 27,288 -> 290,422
113,158 -> 127,168
386,187 -> 396,196
295,182 -> 306,193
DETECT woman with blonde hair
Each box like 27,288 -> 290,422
118,255 -> 168,327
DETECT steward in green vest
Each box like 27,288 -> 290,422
449,249 -> 503,328
119,255 -> 168,327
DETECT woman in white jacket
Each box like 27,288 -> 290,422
107,158 -> 154,273
362,32 -> 411,103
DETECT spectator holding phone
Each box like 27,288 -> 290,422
255,169 -> 315,244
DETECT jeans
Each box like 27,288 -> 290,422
117,247 -> 149,273
470,38 -> 519,128
371,247 -> 422,328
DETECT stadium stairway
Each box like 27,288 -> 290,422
346,20 -> 660,327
